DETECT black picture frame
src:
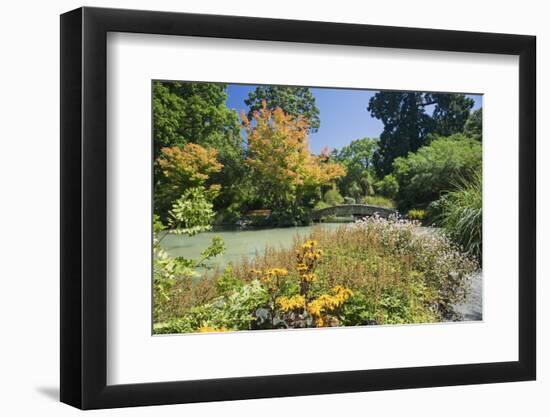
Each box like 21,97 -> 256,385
60,6 -> 536,410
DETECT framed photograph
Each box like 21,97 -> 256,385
60,6 -> 536,409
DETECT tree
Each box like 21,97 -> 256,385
153,81 -> 241,158
331,137 -> 378,198
243,104 -> 345,225
152,81 -> 246,218
463,108 -> 483,141
374,174 -> 399,199
155,143 -> 223,220
368,92 -> 474,175
245,86 -> 321,132
324,186 -> 345,206
157,143 -> 223,188
391,134 -> 482,211
430,93 -> 475,137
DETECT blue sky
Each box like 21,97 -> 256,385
226,84 -> 482,154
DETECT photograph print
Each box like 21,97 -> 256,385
152,81 -> 483,335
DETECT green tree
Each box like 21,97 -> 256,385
324,186 -> 345,206
245,86 -> 320,132
463,108 -> 483,141
153,81 -> 241,158
431,93 -> 475,137
368,92 -> 474,175
374,174 -> 399,199
331,137 -> 378,198
392,134 -> 482,211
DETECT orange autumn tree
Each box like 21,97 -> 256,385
242,103 -> 345,224
158,143 -> 223,188
155,143 -> 223,220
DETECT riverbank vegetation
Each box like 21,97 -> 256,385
154,216 -> 478,333
152,82 -> 483,333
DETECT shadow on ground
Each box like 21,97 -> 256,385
36,386 -> 59,401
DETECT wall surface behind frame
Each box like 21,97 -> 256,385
0,0 -> 545,416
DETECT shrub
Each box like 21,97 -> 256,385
360,195 -> 396,209
374,174 -> 399,199
430,171 -> 482,261
313,200 -> 331,210
392,134 -> 481,210
407,208 -> 427,221
347,181 -> 365,200
323,188 -> 344,206
343,196 -> 356,204
153,189 -> 225,322
155,279 -> 269,334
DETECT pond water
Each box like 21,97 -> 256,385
160,223 -> 342,270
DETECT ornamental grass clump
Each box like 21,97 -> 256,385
430,171 -> 482,261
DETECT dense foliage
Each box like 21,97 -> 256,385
242,103 -> 345,225
368,92 -> 474,175
391,134 -> 482,211
463,108 -> 483,141
331,137 -> 378,198
430,171 -> 482,261
152,81 -> 241,160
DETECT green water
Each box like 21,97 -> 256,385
159,223 -> 343,271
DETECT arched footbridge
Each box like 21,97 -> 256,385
311,204 -> 397,221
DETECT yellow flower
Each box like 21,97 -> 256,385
316,316 -> 329,327
307,299 -> 324,317
302,240 -> 318,249
301,273 -> 317,283
306,287 -> 353,318
276,294 -> 306,312
198,325 -> 228,333
332,286 -> 353,302
265,268 -> 288,277
260,267 -> 288,284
